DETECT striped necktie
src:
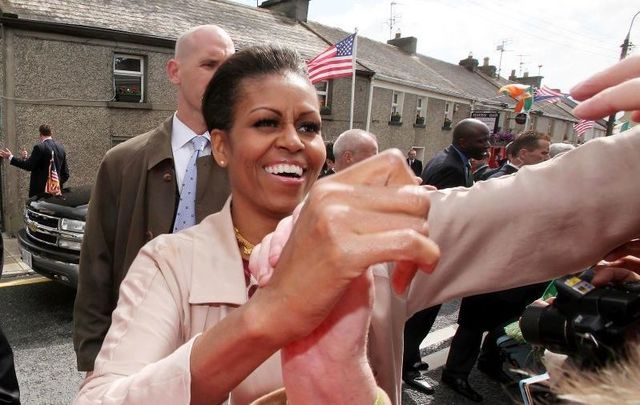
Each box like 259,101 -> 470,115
173,136 -> 208,232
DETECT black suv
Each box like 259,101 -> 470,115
17,186 -> 90,288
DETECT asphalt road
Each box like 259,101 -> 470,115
0,279 -> 82,404
0,278 -> 521,404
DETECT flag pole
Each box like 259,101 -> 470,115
349,29 -> 358,130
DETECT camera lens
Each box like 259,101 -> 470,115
520,304 -> 545,345
520,303 -> 573,354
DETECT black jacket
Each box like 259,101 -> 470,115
10,139 -> 69,197
406,158 -> 423,177
488,163 -> 518,179
421,145 -> 471,188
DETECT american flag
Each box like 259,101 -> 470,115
534,85 -> 565,103
307,34 -> 355,84
45,150 -> 62,195
574,119 -> 594,137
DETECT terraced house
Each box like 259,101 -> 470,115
0,0 -> 595,233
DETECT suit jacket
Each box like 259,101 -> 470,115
406,158 -> 423,177
73,116 -> 230,371
10,138 -> 69,197
472,164 -> 490,182
420,145 -> 471,188
76,130 -> 640,404
488,162 -> 519,179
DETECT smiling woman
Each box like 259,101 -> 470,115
74,44 -> 434,405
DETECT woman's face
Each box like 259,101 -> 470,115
214,72 -> 325,218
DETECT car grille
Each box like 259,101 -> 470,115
28,230 -> 57,245
25,208 -> 61,247
27,210 -> 60,228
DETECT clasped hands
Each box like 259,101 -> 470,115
247,149 -> 438,404
250,149 -> 439,297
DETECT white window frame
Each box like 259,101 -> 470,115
113,54 -> 145,102
416,97 -> 427,124
391,91 -> 404,120
315,81 -> 329,107
444,101 -> 453,121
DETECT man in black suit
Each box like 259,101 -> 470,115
442,130 -> 551,402
403,118 -> 490,395
406,148 -> 423,177
0,124 -> 69,197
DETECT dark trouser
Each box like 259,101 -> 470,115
444,325 -> 502,378
402,304 -> 441,375
0,326 -> 19,404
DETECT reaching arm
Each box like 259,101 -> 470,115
9,144 -> 42,172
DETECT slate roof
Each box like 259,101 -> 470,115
417,55 -> 513,108
0,0 -> 582,123
0,0 -> 329,59
306,21 -> 465,98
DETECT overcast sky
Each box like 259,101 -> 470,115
230,0 -> 638,93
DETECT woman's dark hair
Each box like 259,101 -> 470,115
203,45 -> 310,132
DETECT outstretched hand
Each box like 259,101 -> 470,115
591,239 -> 640,286
253,149 -> 439,344
571,54 -> 640,122
0,148 -> 12,159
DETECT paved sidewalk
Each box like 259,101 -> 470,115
2,233 -> 36,279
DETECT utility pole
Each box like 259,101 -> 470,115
606,10 -> 639,136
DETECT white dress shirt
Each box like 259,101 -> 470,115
171,113 -> 211,193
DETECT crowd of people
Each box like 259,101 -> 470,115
1,21 -> 639,405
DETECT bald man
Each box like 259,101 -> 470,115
73,25 -> 235,371
332,129 -> 379,171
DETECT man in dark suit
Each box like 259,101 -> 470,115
442,130 -> 551,402
403,118 -> 490,395
73,25 -> 234,372
406,148 -> 423,177
0,124 -> 69,197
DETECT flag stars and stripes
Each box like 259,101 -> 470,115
574,119 -> 594,136
534,85 -> 565,103
307,33 -> 356,84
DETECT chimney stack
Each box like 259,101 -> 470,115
259,0 -> 310,22
387,35 -> 418,55
478,56 -> 497,77
458,54 -> 479,72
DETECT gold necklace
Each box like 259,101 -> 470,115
234,227 -> 255,257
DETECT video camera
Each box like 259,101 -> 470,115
519,273 -> 640,368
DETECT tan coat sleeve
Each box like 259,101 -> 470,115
406,130 -> 640,316
74,156 -> 120,371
